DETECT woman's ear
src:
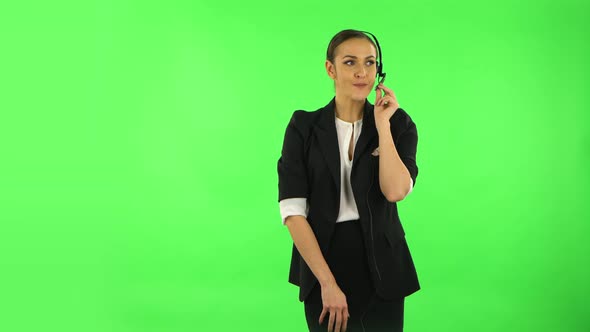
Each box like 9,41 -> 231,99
325,60 -> 336,80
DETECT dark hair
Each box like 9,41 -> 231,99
326,29 -> 378,63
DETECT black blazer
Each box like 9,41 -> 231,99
277,97 -> 420,302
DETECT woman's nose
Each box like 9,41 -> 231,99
355,67 -> 367,78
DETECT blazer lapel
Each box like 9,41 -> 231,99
314,98 -> 341,193
353,100 -> 378,164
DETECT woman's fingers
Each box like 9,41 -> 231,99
335,310 -> 343,332
378,95 -> 399,110
319,283 -> 349,331
375,83 -> 398,109
328,309 -> 335,332
377,96 -> 393,107
375,86 -> 382,105
378,83 -> 396,98
337,309 -> 349,332
342,310 -> 349,332
319,308 -> 327,324
384,96 -> 395,106
329,307 -> 350,332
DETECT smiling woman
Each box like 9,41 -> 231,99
277,29 -> 420,332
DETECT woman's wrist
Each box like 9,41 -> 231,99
319,275 -> 337,288
376,121 -> 390,136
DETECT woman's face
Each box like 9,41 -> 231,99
326,38 -> 378,102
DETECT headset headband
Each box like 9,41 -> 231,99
360,30 -> 386,85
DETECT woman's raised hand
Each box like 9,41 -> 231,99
374,83 -> 400,133
319,281 -> 349,332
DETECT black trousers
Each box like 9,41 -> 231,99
304,220 -> 404,332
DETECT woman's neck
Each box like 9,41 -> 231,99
334,94 -> 364,123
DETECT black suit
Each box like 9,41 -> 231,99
278,97 -> 420,303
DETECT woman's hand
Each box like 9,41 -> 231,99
319,281 -> 349,332
374,83 -> 400,134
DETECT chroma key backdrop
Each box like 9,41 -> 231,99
0,0 -> 588,331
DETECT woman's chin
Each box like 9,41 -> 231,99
339,90 -> 369,102
352,93 -> 369,102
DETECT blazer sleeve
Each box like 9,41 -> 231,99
394,110 -> 419,187
277,111 -> 309,202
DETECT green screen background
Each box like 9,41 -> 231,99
1,0 -> 589,331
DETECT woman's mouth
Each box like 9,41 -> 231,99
353,83 -> 368,88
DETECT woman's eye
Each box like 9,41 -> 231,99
344,60 -> 374,66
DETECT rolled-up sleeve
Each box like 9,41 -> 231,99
407,178 -> 414,195
277,111 -> 309,201
279,198 -> 309,225
277,111 -> 310,225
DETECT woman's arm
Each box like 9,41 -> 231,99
278,111 -> 348,330
285,215 -> 335,286
285,215 -> 349,331
376,127 -> 412,202
374,83 -> 414,202
278,112 -> 337,283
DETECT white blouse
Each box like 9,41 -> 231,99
279,115 -> 413,225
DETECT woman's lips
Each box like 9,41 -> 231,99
353,84 -> 368,88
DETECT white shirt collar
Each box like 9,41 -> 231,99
335,116 -> 363,127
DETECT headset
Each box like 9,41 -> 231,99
360,30 -> 387,90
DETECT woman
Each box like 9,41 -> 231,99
277,29 -> 420,332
